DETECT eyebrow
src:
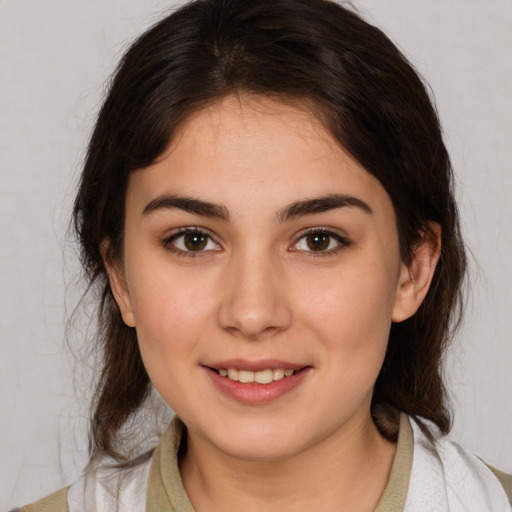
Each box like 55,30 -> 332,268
142,193 -> 372,223
275,194 -> 372,223
142,195 -> 231,220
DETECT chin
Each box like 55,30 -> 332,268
202,417 -> 320,463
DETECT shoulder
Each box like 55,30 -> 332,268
66,451 -> 153,511
11,487 -> 69,512
406,417 -> 512,511
486,464 -> 512,505
13,451 -> 153,512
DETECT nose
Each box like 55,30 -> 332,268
217,250 -> 292,340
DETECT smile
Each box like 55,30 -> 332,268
205,362 -> 310,404
215,368 -> 295,384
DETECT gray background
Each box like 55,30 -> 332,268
1,0 -> 511,508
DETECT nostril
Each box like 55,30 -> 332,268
215,262 -> 292,338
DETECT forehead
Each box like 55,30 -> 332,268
127,95 -> 394,220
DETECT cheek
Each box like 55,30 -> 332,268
127,270 -> 217,409
296,262 -> 398,358
126,264 -> 217,360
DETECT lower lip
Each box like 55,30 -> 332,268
205,367 -> 310,405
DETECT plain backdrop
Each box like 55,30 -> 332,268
1,0 -> 511,508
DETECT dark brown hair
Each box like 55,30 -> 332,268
73,0 -> 466,459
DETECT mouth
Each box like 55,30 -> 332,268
213,367 -> 296,384
204,361 -> 310,404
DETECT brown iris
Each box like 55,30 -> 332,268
306,233 -> 330,251
184,233 -> 208,251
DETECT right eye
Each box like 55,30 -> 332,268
164,229 -> 221,255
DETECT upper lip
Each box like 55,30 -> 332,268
205,359 -> 308,372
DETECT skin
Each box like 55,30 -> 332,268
106,95 -> 440,511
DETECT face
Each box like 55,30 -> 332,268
107,95 -> 434,462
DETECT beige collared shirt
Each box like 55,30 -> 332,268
16,414 -> 512,511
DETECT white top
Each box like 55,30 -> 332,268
65,415 -> 511,511
405,419 -> 510,511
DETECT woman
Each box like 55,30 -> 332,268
14,0 -> 512,510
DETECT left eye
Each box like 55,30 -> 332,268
169,231 -> 220,252
294,231 -> 345,252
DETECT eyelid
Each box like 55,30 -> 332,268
160,225 -> 350,257
162,226 -> 221,255
289,227 -> 351,255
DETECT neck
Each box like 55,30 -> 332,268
179,412 -> 396,512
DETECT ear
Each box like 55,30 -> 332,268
392,223 -> 441,323
100,239 -> 136,327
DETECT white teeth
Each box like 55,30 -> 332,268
227,368 -> 239,380
218,367 -> 296,383
272,368 -> 285,381
255,369 -> 273,384
238,370 -> 254,383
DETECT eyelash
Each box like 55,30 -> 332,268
161,227 -> 351,258
291,228 -> 351,258
161,227 -> 220,257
